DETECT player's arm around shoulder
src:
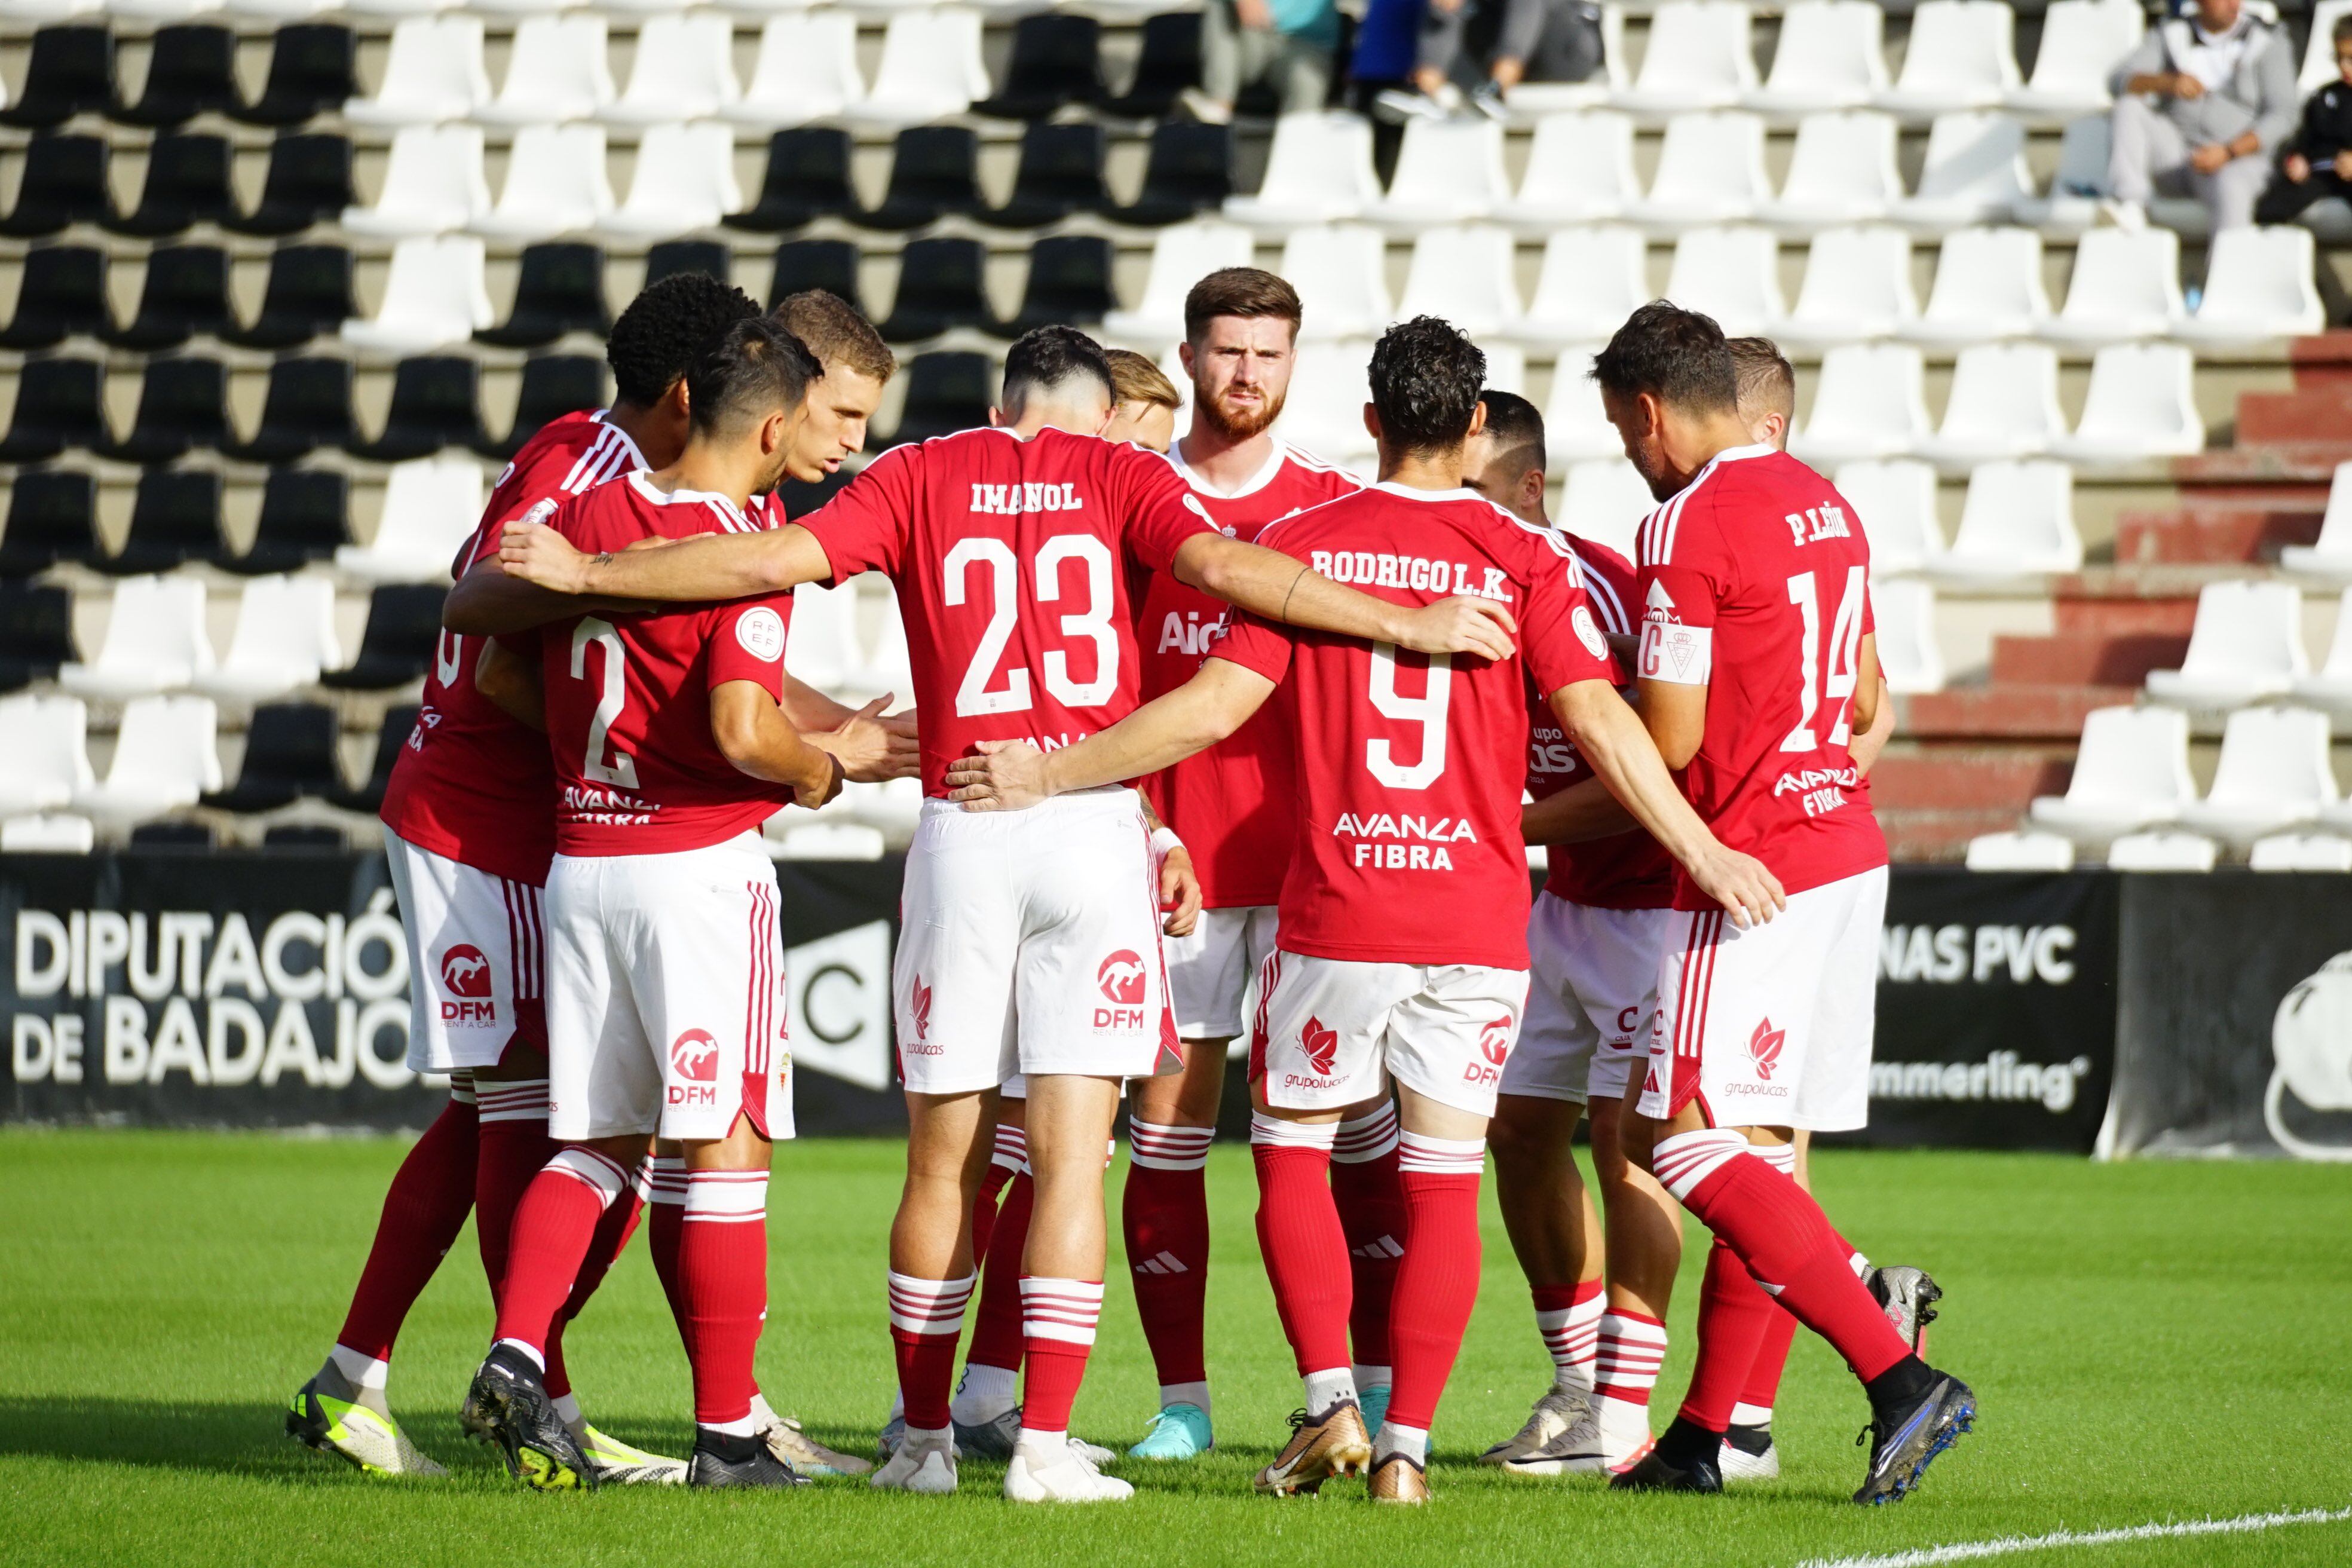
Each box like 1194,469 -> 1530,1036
1168,528 -> 1517,664
501,516 -> 837,604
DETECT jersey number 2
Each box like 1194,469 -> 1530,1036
570,617 -> 641,789
1781,566 -> 1865,753
944,535 -> 1118,716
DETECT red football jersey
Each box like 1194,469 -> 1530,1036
1634,445 -> 1888,909
1135,440 -> 1363,908
1212,483 -> 1621,969
537,473 -> 801,856
379,410 -> 647,884
1526,534 -> 1674,911
798,427 -> 1220,796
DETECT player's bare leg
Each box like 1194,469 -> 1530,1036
874,1088 -> 993,1495
1123,1037 -> 1226,1459
1481,1094 -> 1604,1466
1582,1092 -> 1683,1465
1330,1091 -> 1405,1433
944,1091 -> 1030,1458
1246,1094 -> 1371,1496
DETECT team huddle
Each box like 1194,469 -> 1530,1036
284,264 -> 1978,1506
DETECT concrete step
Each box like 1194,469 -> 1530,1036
2113,502 -> 2326,566
1899,684 -> 2134,741
1868,746 -> 2071,813
1989,630 -> 2189,686
1880,807 -> 2022,863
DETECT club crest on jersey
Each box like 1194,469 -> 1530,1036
734,605 -> 786,662
969,482 -> 1084,516
1748,1017 -> 1786,1080
1572,604 -> 1607,659
669,1029 -> 721,1107
437,944 -> 495,1024
1092,951 -> 1147,1033
910,976 -> 933,1043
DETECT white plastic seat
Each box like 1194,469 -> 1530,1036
712,0 -> 819,14
1922,458 -> 2082,579
1871,577 -> 1946,693
73,695 -> 222,829
106,0 -> 219,17
601,12 -> 739,127
0,695 -> 94,820
1878,0 -> 2020,120
471,124 -> 613,241
1631,112 -> 1771,230
1920,342 -> 2066,466
11,0 -> 101,19
1278,340 -> 1379,461
2293,587 -> 2352,709
475,16 -> 613,125
2105,829 -> 2218,870
2179,706 -> 2338,846
1506,226 -> 1649,348
1367,117 -> 1511,234
1891,112 -> 2034,232
1542,367 -> 1623,463
0,814 -> 95,853
344,16 -> 490,127
848,775 -> 923,839
1616,0 -> 1757,117
224,0 -> 336,16
2051,342 -> 2204,463
192,575 -> 344,706
1281,225 -> 1392,341
1481,342 -> 1529,395
1965,829 -> 2077,870
770,822 -> 889,861
787,581 -> 863,693
1226,112 -> 1383,232
1102,221 -> 1256,344
1496,112 -> 1640,232
2042,226 -> 2185,345
725,13 -> 865,127
1662,225 -> 1782,336
1833,458 -> 1944,574
1395,225 -> 1521,335
2028,705 -> 2195,843
598,0 -> 690,15
1778,225 -> 1916,347
2013,114 -> 2112,235
59,576 -> 213,700
843,9 -> 991,129
345,0 -> 452,16
1559,459 -> 1658,559
341,124 -> 489,239
1760,111 -> 1903,232
2007,0 -> 2144,121
1790,343 -> 1932,464
2250,831 -> 2352,871
1746,0 -> 1885,117
1900,225 -> 2049,344
470,0 -> 581,14
2284,468 -> 2352,583
2301,0 -> 2352,90
341,235 -> 493,355
2144,580 -> 2307,708
601,122 -> 742,239
2173,226 -> 2326,346
338,457 -> 487,584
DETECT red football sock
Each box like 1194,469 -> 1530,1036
966,1169 -> 1032,1374
680,1170 -> 768,1429
1678,1237 -> 1778,1431
335,1088 -> 478,1361
1533,1276 -> 1606,1386
1019,1276 -> 1104,1434
471,1083 -> 552,1310
887,1271 -> 974,1431
972,1123 -> 1025,1265
1250,1116 -> 1353,1379
1330,1102 -> 1404,1373
491,1147 -> 629,1358
544,1172 -> 645,1400
1123,1120 -> 1214,1391
644,1156 -> 690,1349
1740,1309 -> 1800,1418
1385,1134 -> 1487,1432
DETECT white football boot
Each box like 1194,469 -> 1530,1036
1004,1436 -> 1134,1503
869,1426 -> 958,1494
1478,1385 -> 1591,1465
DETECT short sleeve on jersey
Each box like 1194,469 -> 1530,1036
800,443 -> 921,583
1207,611 -> 1294,685
1114,448 -> 1220,571
1639,502 -> 1731,688
708,598 -> 792,697
1518,541 -> 1620,698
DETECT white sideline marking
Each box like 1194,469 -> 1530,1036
1794,1506 -> 2352,1567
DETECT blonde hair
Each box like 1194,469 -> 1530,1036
1104,348 -> 1182,411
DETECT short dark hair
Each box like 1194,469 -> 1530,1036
686,316 -> 822,436
1000,326 -> 1113,416
1368,316 -> 1486,456
1726,336 -> 1796,422
1183,267 -> 1303,344
2334,10 -> 2352,44
608,272 -> 763,409
1477,388 -> 1546,476
773,289 -> 896,384
1589,300 -> 1739,416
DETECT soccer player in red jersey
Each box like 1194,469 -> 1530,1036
1597,302 -> 1976,1504
946,318 -> 1783,1505
495,324 -> 1519,1503
287,274 -> 764,1484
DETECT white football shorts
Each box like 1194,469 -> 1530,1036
894,790 -> 1180,1094
1637,866 -> 1886,1134
543,834 -> 794,1143
1503,894 -> 1674,1104
1250,947 -> 1530,1119
1165,904 -> 1279,1040
385,831 -> 545,1074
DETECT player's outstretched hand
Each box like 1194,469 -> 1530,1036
1398,596 -> 1517,663
945,739 -> 1050,811
824,697 -> 915,784
1690,845 -> 1786,930
878,706 -> 921,773
1159,845 -> 1202,938
499,520 -> 592,593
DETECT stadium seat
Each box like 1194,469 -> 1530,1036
883,353 -> 993,448
492,355 -> 607,458
225,133 -> 356,237
2007,0 -> 2143,122
2051,342 -> 2203,463
1108,121 -> 1235,227
863,125 -> 988,232
262,823 -> 349,850
225,356 -> 358,464
770,822 -> 887,862
341,237 -> 494,356
765,239 -> 864,316
1505,225 -> 1653,348
1662,225 -> 1783,336
1276,339 -> 1379,463
2008,114 -> 2117,235
328,703 -> 419,814
1631,111 -> 1771,230
1616,0 -> 1756,117
1745,0 -> 1885,117
974,12 -> 1104,120
1878,0 -> 2020,121
103,131 -> 235,237
1367,116 -> 1511,234
1900,226 -> 2050,345
1891,112 -> 2035,232
2042,226 -> 2185,345
1778,225 -> 1918,347
1281,225 -> 1394,341
1761,111 -> 1903,232
0,26 -> 115,128
2295,587 -> 2352,715
728,129 -> 858,234
104,243 -> 236,351
983,122 -> 1113,229
204,702 -> 344,811
844,9 -> 990,128
222,470 -> 351,577
1922,458 -> 2082,580
320,584 -> 448,687
0,357 -> 106,463
1790,342 -> 1932,464
2248,832 -> 2352,871
995,236 -> 1116,338
1100,11 -> 1203,120
232,22 -> 356,126
223,243 -> 356,350
1832,457 -> 1944,574
2173,226 -> 2327,345
97,356 -> 231,464
344,16 -> 490,126
0,584 -> 76,693
476,14 -> 612,125
0,135 -> 112,237
0,470 -> 101,578
59,574 -> 213,699
338,458 -> 482,581
343,124 -> 489,238
857,585 -> 914,697
0,695 -> 94,822
1964,829 -> 2077,871
1102,220 -> 1255,343
193,577 -> 343,707
1540,368 -> 1621,463
2179,706 -> 2337,847
1395,225 -> 1521,336
1225,112 -> 1382,231
226,0 -> 342,23
850,774 -> 921,839
353,356 -> 490,461
1558,460 -> 1656,560
1483,342 -> 1530,396
473,124 -> 612,241
1872,576 -> 1946,693
788,581 -> 862,693
115,23 -> 240,125
878,237 -> 991,342
2028,704 -> 2195,843
108,470 -> 229,578
3,814 -> 96,852
646,240 -> 733,289
2283,468 -> 2352,584
1919,342 -> 2066,466
602,122 -> 743,238
0,246 -> 110,348
601,13 -> 737,127
725,13 -> 862,129
1495,112 -> 1640,231
2304,0 -> 2352,90
2144,581 -> 2307,709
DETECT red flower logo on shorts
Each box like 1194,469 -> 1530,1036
439,945 -> 491,999
1097,951 -> 1147,1005
1748,1017 -> 1786,1081
1478,1017 -> 1512,1065
1301,1016 -> 1339,1076
670,1029 -> 720,1082
910,976 -> 932,1042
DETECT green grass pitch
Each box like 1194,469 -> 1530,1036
3,1131 -> 2350,1567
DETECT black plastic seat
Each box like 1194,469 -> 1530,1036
225,357 -> 357,464
773,469 -> 850,521
321,586 -> 445,690
983,122 -> 1111,229
221,243 -> 355,350
0,135 -> 113,237
0,246 -> 111,348
104,243 -> 237,351
644,240 -> 733,288
264,823 -> 348,850
884,352 -> 993,448
104,131 -> 239,237
975,14 -> 1104,120
1110,121 -> 1236,226
351,357 -> 490,461
115,24 -> 240,127
860,127 -> 985,232
224,133 -> 354,237
130,820 -> 217,849
329,702 -> 419,813
0,585 -> 78,692
491,356 -> 607,460
477,242 -> 611,348
100,356 -> 232,464
878,238 -> 991,343
767,238 -> 865,315
0,357 -> 108,463
0,26 -> 117,130
0,470 -> 102,578
220,468 -> 351,576
994,235 -> 1115,338
231,24 -> 357,127
102,469 -> 228,578
1102,13 -> 1205,119
205,703 -> 345,813
727,128 -> 858,234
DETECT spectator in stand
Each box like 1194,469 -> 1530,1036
1377,0 -> 1606,121
2105,0 -> 2297,231
2255,14 -> 2352,223
1181,0 -> 1342,124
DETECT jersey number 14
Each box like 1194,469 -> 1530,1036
1783,566 -> 1866,754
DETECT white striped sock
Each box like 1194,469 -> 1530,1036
1331,1101 -> 1399,1164
1250,1112 -> 1336,1151
1019,1276 -> 1104,1346
646,1154 -> 689,1207
1538,1288 -> 1605,1386
682,1169 -> 768,1224
886,1271 -> 974,1337
1396,1131 -> 1485,1175
1594,1311 -> 1670,1401
991,1122 -> 1029,1175
1652,1128 -> 1750,1203
1754,1142 -> 1797,1178
544,1146 -> 627,1209
1128,1119 -> 1214,1171
475,1078 -> 549,1126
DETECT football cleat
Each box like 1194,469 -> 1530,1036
1004,1442 -> 1134,1503
1128,1402 -> 1214,1460
875,1411 -> 907,1460
952,1406 -> 1019,1461
1478,1385 -> 1591,1465
752,1398 -> 871,1478
1717,1423 -> 1779,1482
285,1376 -> 447,1478
1357,1384 -> 1392,1440
1253,1403 -> 1373,1496
1869,1266 -> 1943,1354
688,1432 -> 809,1489
1502,1398 -> 1646,1478
576,1422 -> 688,1486
1609,1444 -> 1723,1493
870,1428 -> 958,1494
461,1344 -> 595,1492
1854,1371 -> 1974,1506
1368,1451 -> 1431,1505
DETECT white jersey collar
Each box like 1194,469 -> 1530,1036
1169,437 -> 1294,500
592,408 -> 648,471
626,469 -> 750,528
